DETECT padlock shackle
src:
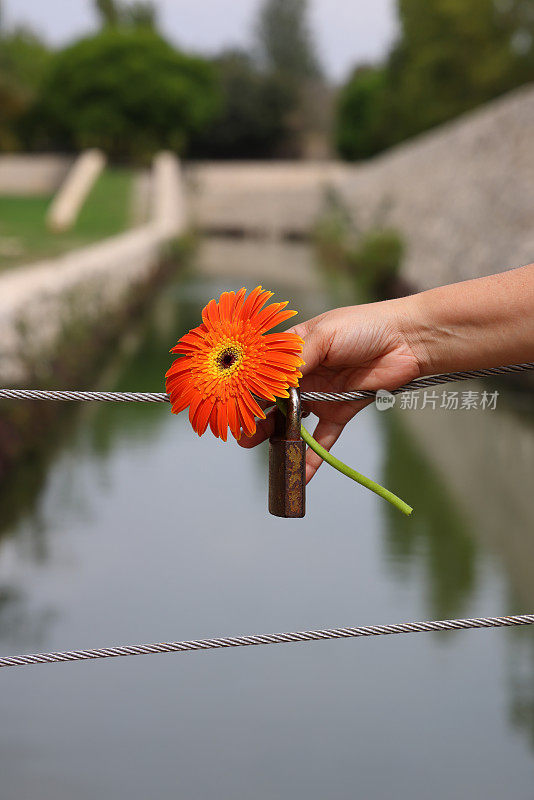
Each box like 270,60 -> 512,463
268,386 -> 306,518
284,387 -> 302,441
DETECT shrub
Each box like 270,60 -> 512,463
349,228 -> 404,300
312,187 -> 354,269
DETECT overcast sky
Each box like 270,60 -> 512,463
3,0 -> 398,83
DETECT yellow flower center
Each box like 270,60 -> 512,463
209,341 -> 245,378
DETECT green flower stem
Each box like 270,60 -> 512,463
276,399 -> 413,517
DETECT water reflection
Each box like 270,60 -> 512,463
0,243 -> 327,647
383,393 -> 534,760
392,395 -> 534,609
383,413 -> 476,620
0,239 -> 534,798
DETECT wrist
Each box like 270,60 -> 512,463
391,264 -> 534,376
391,292 -> 440,377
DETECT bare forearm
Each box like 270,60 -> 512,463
399,264 -> 534,375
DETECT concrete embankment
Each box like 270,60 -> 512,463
46,149 -> 106,232
187,161 -> 347,239
0,152 -> 185,387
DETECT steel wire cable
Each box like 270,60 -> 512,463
1,613 -> 534,669
0,363 -> 532,405
0,361 -> 533,670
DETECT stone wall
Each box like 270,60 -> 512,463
188,84 -> 534,290
338,84 -> 534,290
0,154 -> 72,196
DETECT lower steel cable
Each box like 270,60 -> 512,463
1,613 -> 534,669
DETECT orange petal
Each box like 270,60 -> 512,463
166,375 -> 190,393
252,301 -> 288,330
171,328 -> 207,354
263,332 -> 304,346
237,394 -> 257,437
165,359 -> 193,378
209,404 -> 220,438
227,398 -> 241,440
249,289 -> 274,318
265,347 -> 304,361
217,401 -> 229,441
257,364 -> 291,381
166,369 -> 193,387
192,397 -> 215,436
264,352 -> 303,367
201,298 -> 220,329
238,286 -> 263,321
218,291 -> 233,322
247,378 -> 276,402
170,386 -> 197,414
259,309 -> 298,333
240,390 -> 266,420
188,391 -> 204,425
231,287 -> 246,318
166,378 -> 192,398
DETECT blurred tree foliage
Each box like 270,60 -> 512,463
95,0 -> 121,27
95,0 -> 157,30
336,66 -> 391,161
337,0 -> 534,160
0,0 -> 327,160
0,4 -> 51,150
251,0 -> 329,158
255,0 -> 322,84
28,28 -> 218,161
187,50 -> 293,159
190,0 -> 328,159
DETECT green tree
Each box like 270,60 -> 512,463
255,0 -> 322,83
94,0 -> 157,29
95,0 -> 121,26
188,50 -> 293,158
336,66 -> 390,160
254,0 -> 330,157
126,2 -> 157,29
390,0 -> 534,139
29,28 -> 218,161
0,24 -> 51,150
337,0 -> 534,160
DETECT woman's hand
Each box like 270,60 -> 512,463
239,263 -> 534,484
239,298 -> 422,482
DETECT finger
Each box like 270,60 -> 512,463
304,418 -> 345,484
238,408 -> 277,449
287,319 -> 330,377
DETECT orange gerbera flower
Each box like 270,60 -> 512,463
165,286 -> 304,441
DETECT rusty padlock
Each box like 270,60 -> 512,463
268,387 -> 306,518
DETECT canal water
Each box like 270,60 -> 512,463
1,239 -> 534,799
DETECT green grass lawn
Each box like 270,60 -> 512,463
0,168 -> 134,271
